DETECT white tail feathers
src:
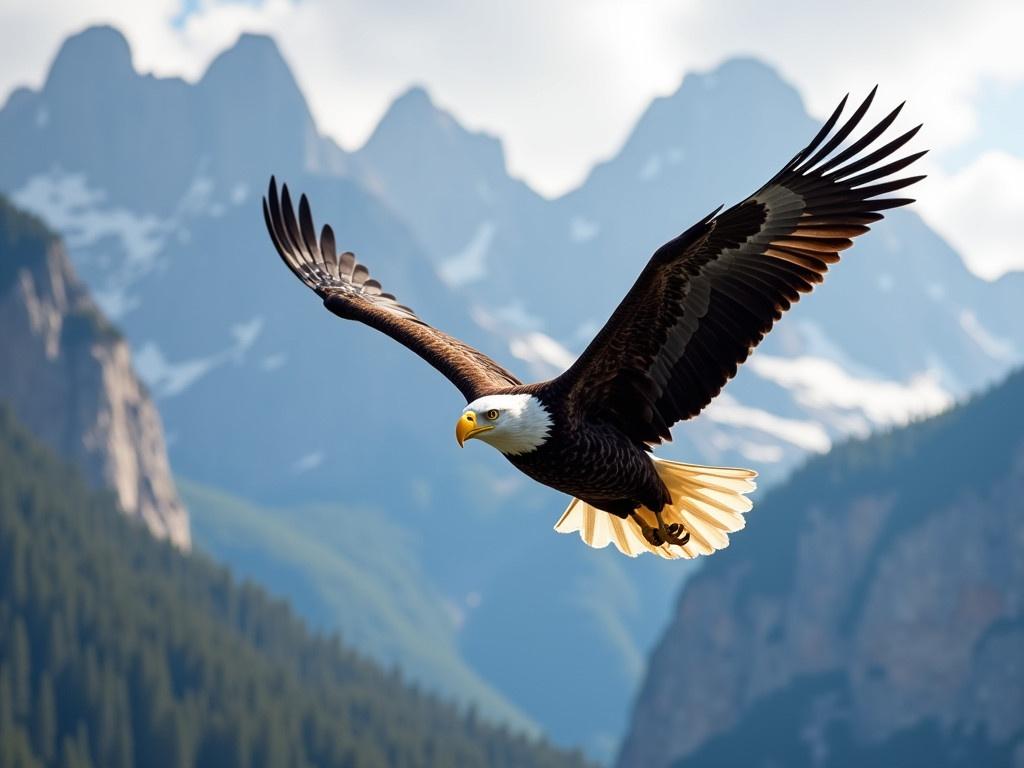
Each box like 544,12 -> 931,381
553,457 -> 757,559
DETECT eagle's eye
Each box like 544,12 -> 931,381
485,409 -> 500,421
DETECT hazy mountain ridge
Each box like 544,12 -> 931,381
617,368 -> 1024,768
180,478 -> 535,733
2,24 -> 1021,755
0,195 -> 188,548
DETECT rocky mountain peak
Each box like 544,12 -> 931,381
359,84 -> 507,175
44,25 -> 136,94
200,32 -> 306,110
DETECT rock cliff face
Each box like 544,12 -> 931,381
617,370 -> 1024,768
0,196 -> 189,548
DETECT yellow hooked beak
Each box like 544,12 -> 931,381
456,412 -> 494,447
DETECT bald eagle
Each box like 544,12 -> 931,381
263,88 -> 924,560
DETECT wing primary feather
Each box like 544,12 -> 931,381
829,126 -> 924,183
796,86 -> 877,172
320,224 -> 339,278
280,185 -> 312,269
828,126 -> 924,182
702,205 -> 725,223
262,197 -> 302,283
298,194 -> 322,264
338,251 -> 356,280
778,93 -> 848,178
839,151 -> 929,189
264,182 -> 309,286
814,101 -> 905,174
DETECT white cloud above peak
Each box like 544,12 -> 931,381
1,0 -> 1022,274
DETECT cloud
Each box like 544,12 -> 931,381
2,1 -> 1022,283
914,150 -> 1024,279
508,332 -> 576,378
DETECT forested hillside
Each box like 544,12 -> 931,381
0,406 -> 591,768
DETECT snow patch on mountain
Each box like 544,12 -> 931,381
291,451 -> 324,474
439,220 -> 495,287
261,353 -> 287,371
569,216 -> 600,243
13,171 -> 166,318
230,317 -> 264,354
135,344 -> 221,397
749,355 -> 953,430
737,441 -> 786,463
958,309 -> 1017,363
134,317 -> 264,397
639,154 -> 663,181
704,394 -> 832,453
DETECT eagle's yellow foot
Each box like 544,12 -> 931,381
653,508 -> 691,547
631,510 -> 691,548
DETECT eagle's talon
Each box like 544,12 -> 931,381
666,529 -> 690,546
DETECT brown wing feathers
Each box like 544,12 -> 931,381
558,89 -> 925,446
263,177 -> 521,400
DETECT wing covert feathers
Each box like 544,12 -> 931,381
554,458 -> 757,559
556,89 -> 926,447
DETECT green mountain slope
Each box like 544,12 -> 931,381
180,480 -> 532,731
0,405 -> 590,768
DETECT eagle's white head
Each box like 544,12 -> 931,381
456,394 -> 552,455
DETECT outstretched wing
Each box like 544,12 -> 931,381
263,178 -> 521,401
554,88 -> 926,446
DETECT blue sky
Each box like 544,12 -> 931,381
2,0 -> 1022,278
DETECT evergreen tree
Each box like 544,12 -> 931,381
10,618 -> 31,718
32,672 -> 56,763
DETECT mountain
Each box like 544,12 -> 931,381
0,405 -> 592,768
0,195 -> 188,548
355,58 -> 1022,479
352,86 -> 551,295
617,367 -> 1024,768
2,25 -> 1022,756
